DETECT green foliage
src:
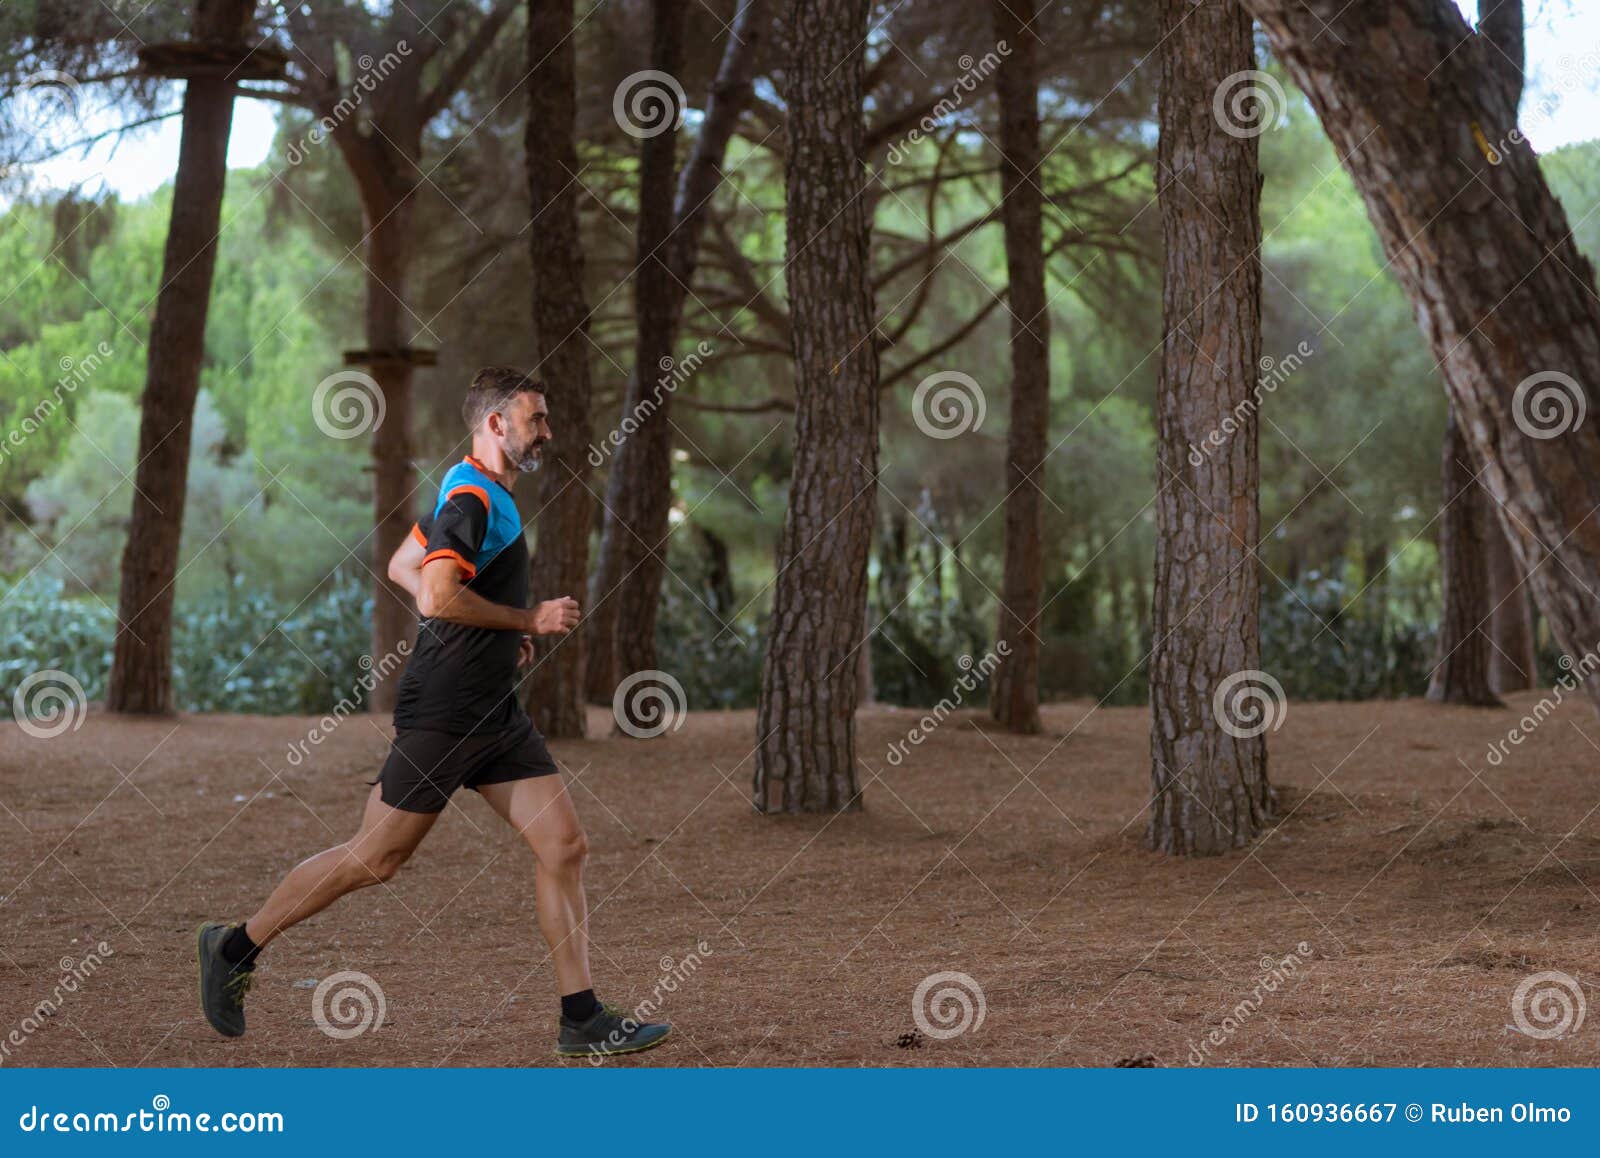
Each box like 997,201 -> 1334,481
652,536 -> 763,710
1,572 -> 374,718
869,596 -> 990,709
1260,571 -> 1435,702
171,572 -> 375,714
7,75 -> 1600,716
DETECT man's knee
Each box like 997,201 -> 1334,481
344,840 -> 413,885
537,825 -> 587,872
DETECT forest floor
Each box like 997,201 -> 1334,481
3,693 -> 1599,1068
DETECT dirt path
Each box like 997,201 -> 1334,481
2,695 -> 1597,1067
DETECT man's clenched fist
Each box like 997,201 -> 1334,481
529,595 -> 581,635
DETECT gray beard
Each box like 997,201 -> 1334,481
507,438 -> 543,473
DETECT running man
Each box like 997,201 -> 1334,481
197,366 -> 670,1058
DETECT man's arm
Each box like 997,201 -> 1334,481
416,557 -> 581,635
386,525 -> 428,599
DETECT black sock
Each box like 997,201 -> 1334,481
220,923 -> 260,971
561,988 -> 598,1022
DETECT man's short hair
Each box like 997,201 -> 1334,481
462,366 -> 547,430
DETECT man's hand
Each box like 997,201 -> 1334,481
518,634 -> 535,668
529,595 -> 581,636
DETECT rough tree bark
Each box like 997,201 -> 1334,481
988,0 -> 1048,735
604,0 -> 686,735
1430,0 -> 1522,705
1487,527 -> 1538,692
587,0 -> 769,704
1428,414 -> 1502,704
1478,0 -> 1536,695
752,0 -> 879,813
1240,0 -> 1600,712
359,194 -> 419,711
1146,0 -> 1270,854
108,0 -> 256,714
523,0 -> 597,738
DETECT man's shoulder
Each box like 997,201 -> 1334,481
435,460 -> 497,515
434,459 -> 523,563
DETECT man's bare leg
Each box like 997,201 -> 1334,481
476,776 -> 591,995
245,785 -> 438,946
197,785 -> 437,1037
476,774 -> 671,1056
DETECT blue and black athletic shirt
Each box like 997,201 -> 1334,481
394,454 -> 530,735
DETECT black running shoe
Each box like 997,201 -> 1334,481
195,921 -> 254,1038
555,1003 -> 672,1058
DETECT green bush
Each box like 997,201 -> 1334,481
652,547 -> 764,711
869,597 -> 989,708
0,565 -> 1441,723
2,572 -> 375,717
1260,571 -> 1434,701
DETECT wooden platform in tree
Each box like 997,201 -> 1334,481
136,40 -> 288,82
342,348 -> 439,368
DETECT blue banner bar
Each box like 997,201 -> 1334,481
2,1068 -> 1596,1153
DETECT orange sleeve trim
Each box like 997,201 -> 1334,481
423,548 -> 477,578
410,523 -> 427,547
446,484 -> 490,511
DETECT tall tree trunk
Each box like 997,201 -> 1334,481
107,0 -> 254,714
987,0 -> 1048,735
523,0 -> 596,738
752,0 -> 878,813
285,3 -> 519,712
1478,0 -> 1534,696
1430,0 -> 1522,707
1241,0 -> 1600,712
1487,525 -> 1538,692
606,0 -> 686,735
1428,415 -> 1502,705
1146,0 -> 1269,855
364,200 -> 417,711
587,0 -> 769,704
320,24 -> 427,720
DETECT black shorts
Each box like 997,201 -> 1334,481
376,715 -> 558,814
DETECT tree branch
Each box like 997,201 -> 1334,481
418,0 -> 519,123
